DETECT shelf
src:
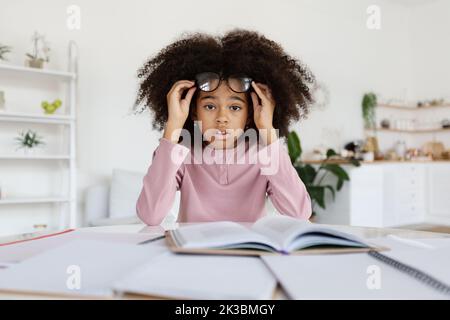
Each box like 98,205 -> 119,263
369,128 -> 450,133
0,53 -> 78,231
0,111 -> 74,125
0,155 -> 71,160
377,103 -> 450,110
0,63 -> 76,80
0,197 -> 70,205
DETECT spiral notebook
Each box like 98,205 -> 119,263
367,250 -> 450,296
262,243 -> 450,299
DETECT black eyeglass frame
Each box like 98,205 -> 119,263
194,72 -> 253,93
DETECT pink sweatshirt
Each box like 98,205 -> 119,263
136,137 -> 312,226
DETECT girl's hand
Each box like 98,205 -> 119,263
251,82 -> 278,145
164,80 -> 196,143
251,82 -> 276,130
166,80 -> 197,127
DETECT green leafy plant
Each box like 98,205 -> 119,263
41,99 -> 62,114
287,131 -> 360,217
0,43 -> 12,61
15,130 -> 45,149
362,92 -> 377,130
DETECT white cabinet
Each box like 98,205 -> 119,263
383,164 -> 426,226
315,163 -> 448,228
427,164 -> 450,223
349,165 -> 384,227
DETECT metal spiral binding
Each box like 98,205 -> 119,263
368,250 -> 450,296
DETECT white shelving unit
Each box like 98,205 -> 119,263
0,111 -> 74,124
0,63 -> 77,230
0,197 -> 70,205
374,103 -> 450,134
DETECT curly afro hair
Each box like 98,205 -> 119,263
134,28 -> 315,141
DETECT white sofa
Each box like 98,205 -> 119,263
84,169 -> 179,227
84,168 -> 277,227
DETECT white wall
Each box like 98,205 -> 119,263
0,0 -> 449,232
407,0 -> 450,150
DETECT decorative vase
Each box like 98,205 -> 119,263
395,140 -> 407,160
363,152 -> 375,162
380,119 -> 390,129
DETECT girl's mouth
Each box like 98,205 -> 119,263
214,129 -> 231,140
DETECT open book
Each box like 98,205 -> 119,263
166,215 -> 387,256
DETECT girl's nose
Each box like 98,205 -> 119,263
216,109 -> 229,125
216,116 -> 228,125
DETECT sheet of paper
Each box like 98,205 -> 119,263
262,250 -> 450,300
0,239 -> 168,297
0,230 -> 164,263
370,236 -> 450,251
114,254 -> 277,300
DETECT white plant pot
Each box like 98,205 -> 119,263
26,59 -> 44,69
20,147 -> 37,156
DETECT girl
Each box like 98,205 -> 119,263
134,29 -> 315,226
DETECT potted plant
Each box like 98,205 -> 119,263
361,92 -> 380,160
15,130 -> 45,154
287,131 -> 360,217
25,31 -> 50,69
0,43 -> 12,61
362,92 -> 377,130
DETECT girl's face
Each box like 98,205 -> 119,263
193,82 -> 249,149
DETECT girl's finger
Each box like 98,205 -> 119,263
169,80 -> 195,95
251,92 -> 261,112
251,82 -> 269,102
254,83 -> 275,105
171,81 -> 195,99
258,84 -> 273,98
175,80 -> 195,92
184,86 -> 197,104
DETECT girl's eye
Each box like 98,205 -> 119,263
229,106 -> 241,111
204,105 -> 216,110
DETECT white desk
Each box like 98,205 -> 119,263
0,222 -> 449,299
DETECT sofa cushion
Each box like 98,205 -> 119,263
109,169 -> 145,219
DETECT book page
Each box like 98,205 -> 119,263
251,215 -> 312,249
285,224 -> 370,251
172,221 -> 280,251
251,215 -> 369,251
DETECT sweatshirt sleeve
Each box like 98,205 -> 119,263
136,138 -> 190,226
259,139 -> 312,220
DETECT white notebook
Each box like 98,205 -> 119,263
0,239 -> 276,299
0,239 -> 168,297
113,254 -> 277,300
262,244 -> 450,300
